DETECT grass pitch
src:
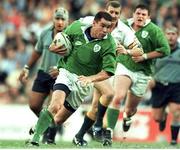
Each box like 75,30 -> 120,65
0,140 -> 179,149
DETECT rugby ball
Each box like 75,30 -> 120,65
52,32 -> 72,56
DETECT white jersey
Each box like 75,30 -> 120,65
79,16 -> 136,47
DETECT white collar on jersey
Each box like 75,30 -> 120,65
80,21 -> 108,42
127,18 -> 151,27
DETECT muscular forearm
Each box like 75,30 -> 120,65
90,70 -> 111,83
127,47 -> 144,56
78,70 -> 112,87
131,50 -> 165,63
144,51 -> 164,60
128,38 -> 144,56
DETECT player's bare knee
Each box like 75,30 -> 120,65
105,93 -> 114,104
48,104 -> 61,115
153,114 -> 162,122
171,105 -> 180,121
29,104 -> 41,115
100,94 -> 113,106
54,117 -> 65,125
172,110 -> 180,121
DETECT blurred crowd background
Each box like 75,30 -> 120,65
0,0 -> 180,104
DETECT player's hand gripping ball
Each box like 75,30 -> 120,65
52,32 -> 72,56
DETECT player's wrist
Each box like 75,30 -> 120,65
142,53 -> 148,60
126,49 -> 131,55
24,64 -> 30,70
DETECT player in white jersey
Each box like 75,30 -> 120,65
73,1 -> 143,146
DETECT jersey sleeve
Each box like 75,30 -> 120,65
101,36 -> 116,75
78,16 -> 94,25
64,21 -> 81,38
153,27 -> 170,56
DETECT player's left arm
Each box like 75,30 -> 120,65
132,28 -> 170,63
132,51 -> 164,63
78,70 -> 112,86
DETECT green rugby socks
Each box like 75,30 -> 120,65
106,107 -> 119,130
32,109 -> 54,143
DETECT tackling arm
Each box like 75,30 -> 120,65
78,70 -> 111,87
127,38 -> 144,56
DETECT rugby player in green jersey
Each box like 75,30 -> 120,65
107,4 -> 170,137
19,7 -> 69,144
73,1 -> 144,146
28,11 -> 117,146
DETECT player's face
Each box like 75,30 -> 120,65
54,17 -> 68,32
133,8 -> 150,27
106,6 -> 120,23
92,18 -> 112,39
165,31 -> 178,47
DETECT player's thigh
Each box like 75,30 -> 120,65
29,91 -> 48,108
94,79 -> 113,95
114,75 -> 131,97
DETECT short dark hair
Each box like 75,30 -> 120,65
106,1 -> 121,9
134,4 -> 150,15
94,11 -> 112,22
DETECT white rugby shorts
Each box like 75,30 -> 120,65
115,63 -> 152,97
55,68 -> 93,110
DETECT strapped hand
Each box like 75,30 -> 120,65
19,66 -> 29,84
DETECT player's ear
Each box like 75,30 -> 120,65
92,20 -> 96,26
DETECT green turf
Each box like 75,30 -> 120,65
0,140 -> 179,149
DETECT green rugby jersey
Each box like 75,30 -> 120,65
117,19 -> 170,75
35,25 -> 62,73
57,20 -> 116,76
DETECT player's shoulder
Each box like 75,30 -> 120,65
112,19 -> 134,40
145,21 -> 161,31
117,19 -> 129,28
106,33 -> 116,46
66,20 -> 82,33
40,24 -> 53,37
79,16 -> 94,25
116,19 -> 133,33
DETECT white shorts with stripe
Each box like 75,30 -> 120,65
115,63 -> 152,97
55,68 -> 93,110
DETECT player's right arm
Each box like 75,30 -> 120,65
127,38 -> 144,56
116,21 -> 144,56
49,44 -> 67,55
116,38 -> 144,56
19,29 -> 46,84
